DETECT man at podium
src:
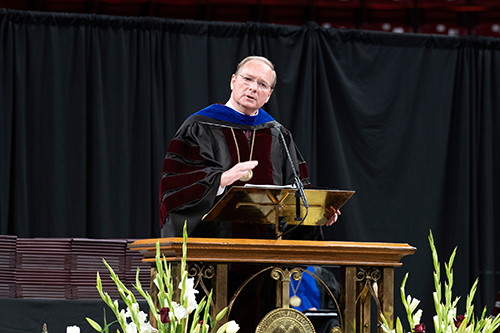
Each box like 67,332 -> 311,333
159,55 -> 340,240
158,55 -> 341,333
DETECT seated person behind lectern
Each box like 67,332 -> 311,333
159,55 -> 340,333
290,266 -> 341,333
159,55 -> 340,239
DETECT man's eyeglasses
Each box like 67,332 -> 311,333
238,74 -> 272,91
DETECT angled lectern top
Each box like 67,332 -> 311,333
202,185 -> 355,228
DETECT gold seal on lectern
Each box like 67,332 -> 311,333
255,308 -> 315,333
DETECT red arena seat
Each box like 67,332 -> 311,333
361,22 -> 414,33
416,0 -> 466,29
471,23 -> 500,37
207,0 -> 259,23
151,0 -> 206,20
470,0 -> 500,5
364,0 -> 414,10
417,23 -> 468,36
364,0 -> 414,29
42,0 -> 92,14
312,0 -> 361,28
95,0 -> 149,16
260,0 -> 310,26
0,0 -> 29,10
416,0 -> 466,9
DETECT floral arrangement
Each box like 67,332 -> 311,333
75,222 -> 238,333
381,231 -> 500,333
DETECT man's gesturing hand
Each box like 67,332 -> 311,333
220,161 -> 259,187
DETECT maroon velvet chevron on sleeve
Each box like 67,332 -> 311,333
159,138 -> 209,227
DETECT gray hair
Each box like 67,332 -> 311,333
235,56 -> 277,89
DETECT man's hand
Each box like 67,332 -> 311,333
324,206 -> 341,226
220,161 -> 259,187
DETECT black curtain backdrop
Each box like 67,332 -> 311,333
1,8 -> 499,328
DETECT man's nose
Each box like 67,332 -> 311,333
248,80 -> 258,90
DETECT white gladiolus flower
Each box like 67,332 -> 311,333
139,321 -> 157,333
226,320 -> 240,333
123,302 -> 155,332
448,308 -> 456,321
413,309 -> 423,325
136,310 -> 149,324
171,301 -> 189,321
125,307 -> 133,319
216,321 -> 240,333
407,295 -> 420,312
433,315 -> 439,330
66,326 -> 80,333
179,277 -> 198,297
187,293 -> 199,313
126,302 -> 140,317
119,308 -> 128,322
180,277 -> 199,313
124,322 -> 138,333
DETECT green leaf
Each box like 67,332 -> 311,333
395,317 -> 403,333
202,291 -> 213,330
176,322 -> 184,333
86,317 -> 103,332
102,320 -> 119,333
215,307 -> 228,322
102,309 -> 109,333
379,313 -> 394,333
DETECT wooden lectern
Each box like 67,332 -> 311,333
130,238 -> 416,333
129,186 -> 416,333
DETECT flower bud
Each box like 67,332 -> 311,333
159,307 -> 171,324
414,323 -> 426,333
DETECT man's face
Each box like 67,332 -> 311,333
230,60 -> 274,116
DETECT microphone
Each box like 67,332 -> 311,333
274,124 -> 309,238
274,124 -> 308,209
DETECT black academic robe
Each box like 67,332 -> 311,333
159,104 -> 320,240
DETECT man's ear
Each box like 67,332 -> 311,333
265,89 -> 273,103
230,74 -> 236,91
